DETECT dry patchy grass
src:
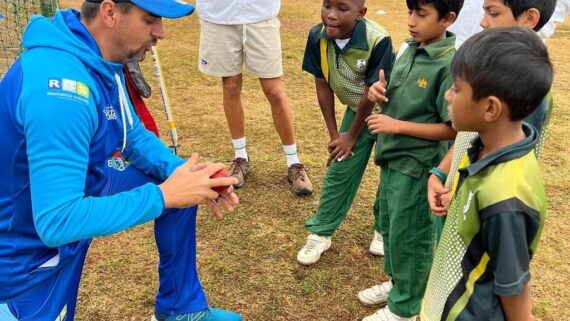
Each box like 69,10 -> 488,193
50,1 -> 570,320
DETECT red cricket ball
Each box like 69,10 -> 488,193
210,169 -> 230,193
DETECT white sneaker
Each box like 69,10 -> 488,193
358,280 -> 393,306
362,306 -> 417,321
296,234 -> 332,265
369,230 -> 384,256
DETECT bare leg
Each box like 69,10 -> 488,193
259,76 -> 296,145
222,74 -> 245,139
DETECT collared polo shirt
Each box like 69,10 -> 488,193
302,19 -> 394,112
421,124 -> 546,321
375,33 -> 456,177
196,0 -> 280,25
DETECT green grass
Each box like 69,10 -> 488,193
49,1 -> 570,320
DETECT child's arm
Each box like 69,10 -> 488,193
327,36 -> 393,165
367,115 -> 456,140
500,282 -> 534,321
315,77 -> 339,143
367,69 -> 389,104
327,86 -> 375,165
367,62 -> 456,141
302,25 -> 342,154
428,146 -> 453,215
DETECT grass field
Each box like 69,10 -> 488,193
39,1 -> 570,320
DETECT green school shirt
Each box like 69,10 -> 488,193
302,19 -> 394,112
375,32 -> 456,177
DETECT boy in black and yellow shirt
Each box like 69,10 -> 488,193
428,0 -> 556,222
296,0 -> 394,265
421,27 -> 552,321
360,0 -> 462,320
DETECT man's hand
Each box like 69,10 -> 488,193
366,114 -> 401,134
205,185 -> 239,219
327,133 -> 356,165
427,174 -> 450,216
159,153 -> 239,218
367,69 -> 389,103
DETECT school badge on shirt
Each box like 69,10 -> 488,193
356,59 -> 367,72
417,78 -> 428,89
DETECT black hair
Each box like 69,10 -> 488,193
501,0 -> 557,31
406,0 -> 464,20
81,0 -> 133,23
452,27 -> 553,121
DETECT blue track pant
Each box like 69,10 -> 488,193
0,158 -> 207,320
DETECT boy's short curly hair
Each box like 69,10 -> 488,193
452,27 -> 553,121
406,0 -> 464,20
501,0 -> 557,31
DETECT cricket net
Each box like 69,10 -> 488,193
0,0 -> 59,78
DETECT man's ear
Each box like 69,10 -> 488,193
99,0 -> 117,27
482,96 -> 504,122
442,12 -> 457,28
518,8 -> 540,30
357,6 -> 368,21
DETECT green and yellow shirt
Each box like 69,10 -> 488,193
421,124 -> 546,321
302,19 -> 394,112
375,33 -> 456,177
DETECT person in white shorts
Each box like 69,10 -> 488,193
196,0 -> 313,196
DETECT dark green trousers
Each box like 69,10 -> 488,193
377,166 -> 435,317
305,108 -> 377,236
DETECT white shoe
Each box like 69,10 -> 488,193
362,306 -> 417,321
296,234 -> 332,265
369,230 -> 384,256
358,280 -> 393,306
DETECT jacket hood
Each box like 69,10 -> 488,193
22,9 -> 135,152
22,9 -> 122,87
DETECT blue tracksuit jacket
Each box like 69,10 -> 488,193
0,9 -> 184,301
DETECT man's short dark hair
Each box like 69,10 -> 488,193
501,0 -> 557,31
406,0 -> 464,20
81,1 -> 134,23
452,27 -> 553,121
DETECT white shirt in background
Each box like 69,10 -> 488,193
196,0 -> 281,25
448,0 -> 484,49
449,0 -> 569,48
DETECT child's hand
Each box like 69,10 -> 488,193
367,69 -> 389,103
327,133 -> 356,165
365,114 -> 401,134
427,174 -> 450,216
441,191 -> 451,212
327,133 -> 340,154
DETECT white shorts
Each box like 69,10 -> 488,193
198,18 -> 283,78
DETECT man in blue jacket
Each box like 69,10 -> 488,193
0,1 -> 242,320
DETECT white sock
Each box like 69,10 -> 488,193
232,137 -> 248,160
283,143 -> 300,167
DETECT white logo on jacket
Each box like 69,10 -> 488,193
104,105 -> 117,120
463,190 -> 474,220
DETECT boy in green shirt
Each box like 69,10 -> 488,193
296,0 -> 394,265
421,26 -> 552,321
359,1 -> 462,320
